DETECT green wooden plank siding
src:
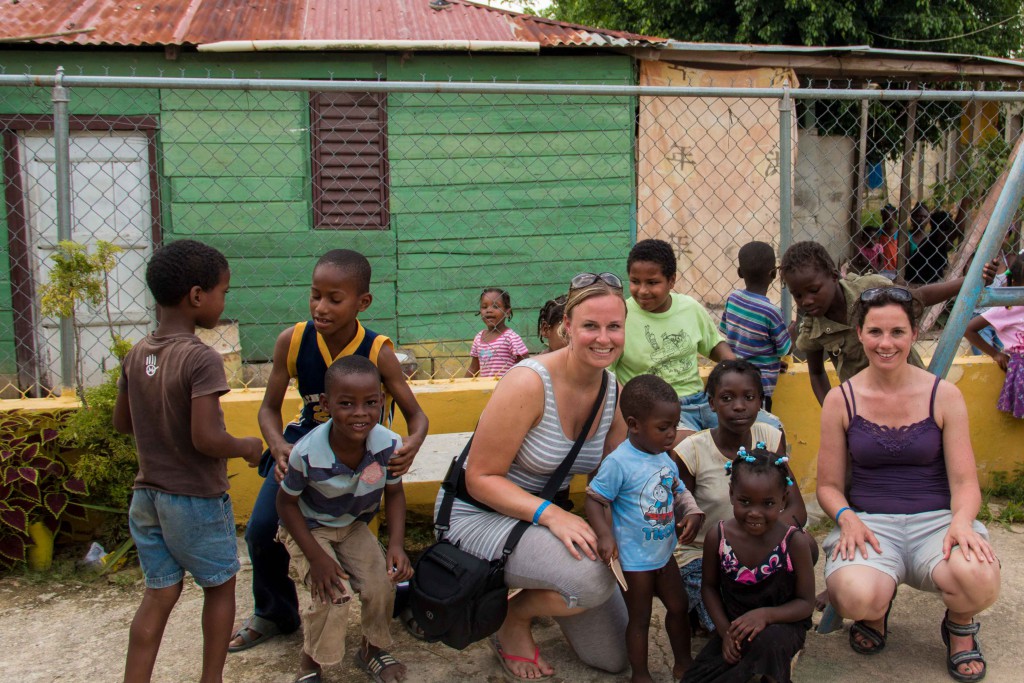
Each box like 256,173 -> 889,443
160,83 -> 397,362
387,54 -> 635,345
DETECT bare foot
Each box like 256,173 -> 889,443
815,590 -> 829,611
672,657 -> 693,679
494,622 -> 554,679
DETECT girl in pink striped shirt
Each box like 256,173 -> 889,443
466,288 -> 529,378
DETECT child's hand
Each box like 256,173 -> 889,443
387,437 -> 423,477
596,533 -> 618,564
241,437 -> 265,468
676,512 -> 704,545
981,258 -> 1000,286
721,624 -> 743,664
386,546 -> 414,583
994,351 -> 1011,372
308,554 -> 350,605
271,443 -> 294,482
728,608 -> 771,644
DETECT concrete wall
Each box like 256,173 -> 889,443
4,356 -> 1020,523
794,131 -> 855,260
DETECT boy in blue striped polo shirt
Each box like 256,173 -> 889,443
719,241 -> 792,412
277,355 -> 412,683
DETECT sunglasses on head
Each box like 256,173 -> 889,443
859,286 -> 913,304
570,272 -> 623,290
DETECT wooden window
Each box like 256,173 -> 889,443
310,91 -> 389,230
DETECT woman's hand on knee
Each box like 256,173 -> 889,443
543,506 -> 598,561
833,514 -> 882,561
944,521 -> 997,564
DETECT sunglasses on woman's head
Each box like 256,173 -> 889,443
859,286 -> 913,304
570,272 -> 623,290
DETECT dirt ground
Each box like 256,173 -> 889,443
2,526 -> 1022,683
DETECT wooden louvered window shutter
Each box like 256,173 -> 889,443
311,91 -> 389,230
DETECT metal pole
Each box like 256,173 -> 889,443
779,80 -> 793,325
853,95 -> 870,238
51,66 -> 75,392
928,137 -> 1024,376
896,99 -> 918,281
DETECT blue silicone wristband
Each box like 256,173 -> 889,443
835,506 -> 853,524
532,500 -> 551,525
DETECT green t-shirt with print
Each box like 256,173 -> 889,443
613,292 -> 724,397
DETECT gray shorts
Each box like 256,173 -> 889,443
823,509 -> 990,593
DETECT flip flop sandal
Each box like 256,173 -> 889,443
294,671 -> 323,683
397,606 -> 428,641
849,594 -> 894,655
356,647 -> 406,683
941,611 -> 987,682
228,614 -> 282,653
488,634 -> 552,681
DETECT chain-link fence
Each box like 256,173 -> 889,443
2,71 -> 1023,398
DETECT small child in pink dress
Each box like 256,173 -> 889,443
965,260 -> 1024,418
466,287 -> 529,378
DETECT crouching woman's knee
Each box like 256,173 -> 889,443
569,557 -> 617,609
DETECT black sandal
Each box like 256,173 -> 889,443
849,596 -> 894,655
941,611 -> 987,682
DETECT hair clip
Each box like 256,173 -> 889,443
756,441 -> 767,450
774,456 -> 790,466
724,461 -> 734,473
786,476 -> 794,487
737,446 -> 747,457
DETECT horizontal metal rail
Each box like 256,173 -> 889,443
976,287 -> 1024,309
3,72 -> 1024,101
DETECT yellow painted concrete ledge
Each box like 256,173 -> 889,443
4,356 -> 1021,525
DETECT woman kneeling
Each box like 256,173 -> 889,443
817,285 -> 1000,682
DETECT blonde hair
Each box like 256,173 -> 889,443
558,280 -> 625,342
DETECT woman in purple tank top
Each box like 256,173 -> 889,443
816,286 -> 1000,682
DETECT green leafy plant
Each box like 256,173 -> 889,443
0,411 -> 88,570
978,466 -> 1024,527
37,240 -> 122,405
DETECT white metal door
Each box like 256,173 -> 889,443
19,132 -> 154,389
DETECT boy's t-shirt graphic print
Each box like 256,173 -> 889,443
588,440 -> 685,571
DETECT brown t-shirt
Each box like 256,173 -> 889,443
118,333 -> 230,497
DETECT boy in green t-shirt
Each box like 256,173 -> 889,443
613,239 -> 782,440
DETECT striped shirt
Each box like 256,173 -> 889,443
471,328 -> 528,377
281,421 -> 402,529
437,358 -> 618,561
719,289 -> 792,397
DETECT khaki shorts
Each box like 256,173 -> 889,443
823,509 -> 990,592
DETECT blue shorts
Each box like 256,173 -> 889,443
678,390 -> 784,432
129,488 -> 240,589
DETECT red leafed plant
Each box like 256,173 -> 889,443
0,410 -> 88,570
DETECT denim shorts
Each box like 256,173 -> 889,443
129,488 -> 240,589
678,390 -> 784,432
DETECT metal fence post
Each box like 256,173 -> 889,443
779,79 -> 793,324
51,66 -> 75,392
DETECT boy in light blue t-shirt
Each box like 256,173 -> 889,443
586,375 -> 705,683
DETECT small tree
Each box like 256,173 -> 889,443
37,241 -> 122,406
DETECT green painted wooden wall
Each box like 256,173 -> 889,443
386,54 -> 636,349
0,49 -> 636,382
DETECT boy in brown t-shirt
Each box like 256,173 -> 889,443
114,239 -> 263,683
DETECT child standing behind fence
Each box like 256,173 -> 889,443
719,242 -> 792,412
466,287 -> 528,377
113,240 -> 264,683
965,259 -> 1024,418
277,355 -> 413,683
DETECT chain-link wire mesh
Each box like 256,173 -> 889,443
2,73 -> 1023,398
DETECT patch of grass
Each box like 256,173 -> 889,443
979,466 -> 1024,527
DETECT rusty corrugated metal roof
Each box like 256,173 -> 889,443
0,0 -> 664,48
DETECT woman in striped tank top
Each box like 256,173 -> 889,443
435,273 -> 630,680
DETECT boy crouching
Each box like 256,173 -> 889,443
276,355 -> 412,683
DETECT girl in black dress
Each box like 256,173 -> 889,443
684,446 -> 814,683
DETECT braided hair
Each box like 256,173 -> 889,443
724,443 -> 793,491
